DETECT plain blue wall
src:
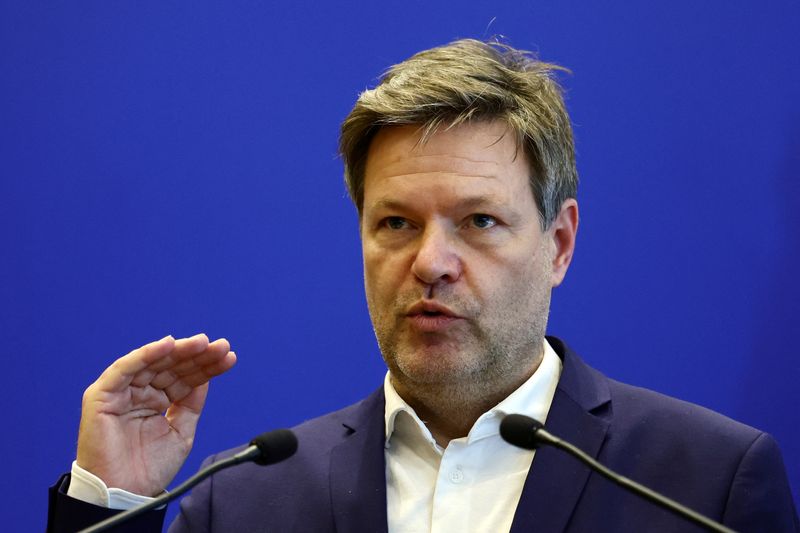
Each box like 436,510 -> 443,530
1,2 -> 797,529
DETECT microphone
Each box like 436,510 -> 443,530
499,414 -> 736,533
79,429 -> 298,533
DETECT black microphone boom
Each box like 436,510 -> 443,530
500,414 -> 737,533
79,429 -> 298,533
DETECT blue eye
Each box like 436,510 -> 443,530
471,214 -> 497,229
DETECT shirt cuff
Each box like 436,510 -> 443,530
67,461 -> 159,510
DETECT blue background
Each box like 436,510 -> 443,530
1,1 -> 798,529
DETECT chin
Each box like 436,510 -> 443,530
390,348 -> 483,386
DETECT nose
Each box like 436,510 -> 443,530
411,226 -> 463,286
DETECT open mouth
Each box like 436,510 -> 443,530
404,301 -> 461,329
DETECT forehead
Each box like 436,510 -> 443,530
365,121 -> 522,180
362,121 -> 532,206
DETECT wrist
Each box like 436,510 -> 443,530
68,461 -> 159,509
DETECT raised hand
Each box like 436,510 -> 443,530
76,334 -> 237,496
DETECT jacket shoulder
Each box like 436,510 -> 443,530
550,339 -> 798,531
603,377 -> 763,445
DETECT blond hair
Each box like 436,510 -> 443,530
339,38 -> 577,228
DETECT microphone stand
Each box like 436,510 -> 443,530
79,429 -> 297,533
501,414 -> 736,533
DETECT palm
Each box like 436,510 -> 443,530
77,335 -> 236,496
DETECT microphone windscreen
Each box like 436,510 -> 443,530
500,414 -> 544,450
250,429 -> 298,465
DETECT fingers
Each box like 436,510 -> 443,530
99,335 -> 179,392
165,382 -> 210,438
96,335 -> 236,400
152,338 -> 231,378
163,350 -> 237,394
147,341 -> 234,391
144,334 -> 218,374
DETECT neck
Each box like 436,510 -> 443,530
390,353 -> 543,447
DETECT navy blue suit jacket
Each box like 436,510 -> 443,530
48,337 -> 798,532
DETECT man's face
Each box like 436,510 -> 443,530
361,121 -> 571,402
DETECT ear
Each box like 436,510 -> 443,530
548,198 -> 579,287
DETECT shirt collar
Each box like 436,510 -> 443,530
384,339 -> 563,447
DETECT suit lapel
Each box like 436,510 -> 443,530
325,339 -> 610,533
329,389 -> 389,533
510,338 -> 611,532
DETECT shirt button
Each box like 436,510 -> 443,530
449,468 -> 464,483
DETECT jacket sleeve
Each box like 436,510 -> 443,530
47,473 -> 167,533
721,432 -> 799,532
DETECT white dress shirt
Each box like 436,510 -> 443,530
384,339 -> 562,533
69,340 -> 562,532
67,459 -> 158,509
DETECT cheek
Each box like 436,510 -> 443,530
363,254 -> 397,306
364,243 -> 412,281
363,252 -> 384,287
473,249 -> 550,303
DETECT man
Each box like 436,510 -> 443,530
48,39 -> 798,532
